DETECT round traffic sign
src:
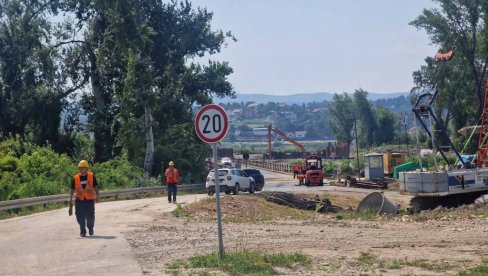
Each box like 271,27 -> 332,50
194,104 -> 229,143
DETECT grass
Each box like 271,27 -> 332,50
357,251 -> 376,266
167,250 -> 309,275
335,209 -> 378,221
399,259 -> 456,272
353,251 -> 461,273
171,203 -> 184,218
458,260 -> 488,276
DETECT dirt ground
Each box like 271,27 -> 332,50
126,191 -> 488,276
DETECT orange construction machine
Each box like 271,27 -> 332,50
267,124 -> 305,159
304,155 -> 324,186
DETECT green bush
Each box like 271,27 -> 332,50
0,138 -> 159,201
0,155 -> 18,172
92,158 -> 158,190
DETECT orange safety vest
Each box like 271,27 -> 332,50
165,168 -> 179,184
74,172 -> 96,201
297,173 -> 304,180
293,164 -> 299,171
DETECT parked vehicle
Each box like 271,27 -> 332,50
242,169 -> 265,191
206,168 -> 256,196
220,157 -> 233,167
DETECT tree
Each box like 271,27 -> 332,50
353,89 -> 378,147
411,0 -> 488,149
328,93 -> 355,147
0,0 -> 86,150
376,107 -> 396,144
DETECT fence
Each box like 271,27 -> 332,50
234,158 -> 292,174
0,184 -> 206,211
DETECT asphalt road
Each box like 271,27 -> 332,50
0,194 -> 206,276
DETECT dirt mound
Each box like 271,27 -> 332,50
181,194 -> 318,222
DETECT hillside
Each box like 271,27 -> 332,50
214,92 -> 409,105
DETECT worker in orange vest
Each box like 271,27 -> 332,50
297,171 -> 305,185
165,161 -> 180,203
68,160 -> 100,237
292,162 -> 299,179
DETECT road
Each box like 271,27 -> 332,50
0,168 -> 410,276
0,194 -> 206,276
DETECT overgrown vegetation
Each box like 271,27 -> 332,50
166,250 -> 309,275
0,0 -> 234,190
0,138 -> 158,201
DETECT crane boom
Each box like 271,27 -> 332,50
267,124 -> 305,159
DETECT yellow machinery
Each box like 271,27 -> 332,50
383,153 -> 405,176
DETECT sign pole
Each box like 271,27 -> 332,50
213,143 -> 225,259
194,104 -> 228,260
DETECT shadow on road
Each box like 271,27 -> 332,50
85,235 -> 117,240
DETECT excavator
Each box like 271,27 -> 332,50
267,124 -> 324,185
400,11 -> 488,212
267,124 -> 305,159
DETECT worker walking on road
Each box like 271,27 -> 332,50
297,171 -> 305,185
68,160 -> 100,237
292,162 -> 299,179
301,163 -> 306,174
165,161 -> 179,203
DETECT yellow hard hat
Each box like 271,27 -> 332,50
169,161 -> 174,166
78,160 -> 89,168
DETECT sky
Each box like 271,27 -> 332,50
189,0 -> 439,95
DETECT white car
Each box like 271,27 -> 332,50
206,168 -> 256,196
220,157 -> 232,167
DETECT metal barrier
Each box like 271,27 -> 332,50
234,158 -> 292,174
0,184 -> 206,211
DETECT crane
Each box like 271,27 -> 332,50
267,124 -> 305,159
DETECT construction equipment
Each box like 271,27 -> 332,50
267,124 -> 305,159
400,20 -> 488,212
303,155 -> 324,186
383,153 -> 406,176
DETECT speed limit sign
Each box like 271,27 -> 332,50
194,104 -> 229,143
194,104 -> 229,259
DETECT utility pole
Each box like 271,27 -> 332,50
404,117 -> 410,158
354,118 -> 360,178
402,114 -> 410,157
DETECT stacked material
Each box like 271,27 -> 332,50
264,192 -> 343,213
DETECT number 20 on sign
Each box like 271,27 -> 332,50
194,104 -> 229,143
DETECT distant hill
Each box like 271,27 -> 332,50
213,92 -> 409,105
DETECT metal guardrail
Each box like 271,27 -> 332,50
0,184 -> 206,211
234,158 -> 293,174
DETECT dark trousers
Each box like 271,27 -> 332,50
293,170 -> 298,179
75,200 -> 95,234
167,183 -> 177,202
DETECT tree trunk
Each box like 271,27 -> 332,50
86,44 -> 111,162
143,102 -> 154,174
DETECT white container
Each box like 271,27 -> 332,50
399,171 -> 449,193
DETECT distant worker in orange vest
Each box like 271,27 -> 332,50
297,171 -> 305,185
68,160 -> 100,237
165,161 -> 180,203
292,162 -> 299,179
